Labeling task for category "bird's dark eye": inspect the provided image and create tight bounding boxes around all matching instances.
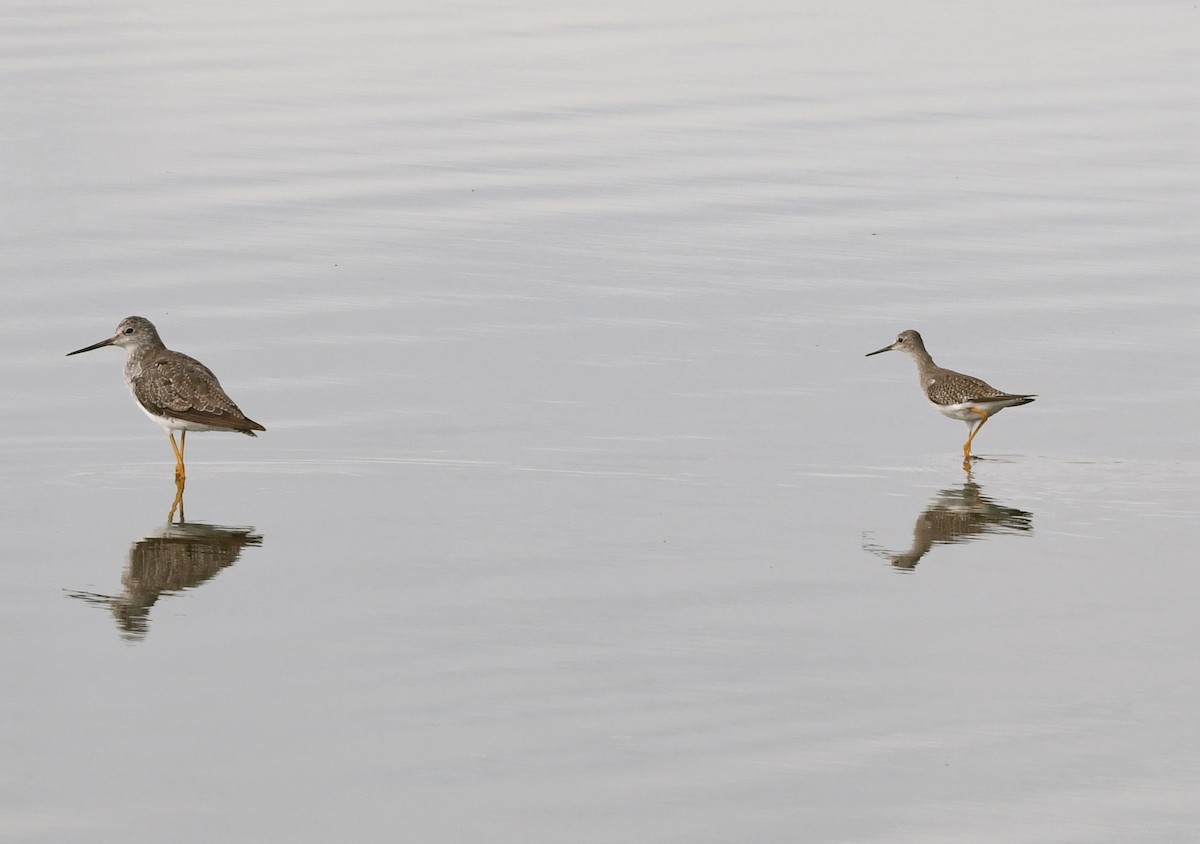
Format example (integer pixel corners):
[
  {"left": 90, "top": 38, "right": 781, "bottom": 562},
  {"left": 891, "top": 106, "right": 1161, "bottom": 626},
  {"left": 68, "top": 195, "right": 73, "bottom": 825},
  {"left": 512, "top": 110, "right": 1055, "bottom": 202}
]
[{"left": 124, "top": 327, "right": 134, "bottom": 334}]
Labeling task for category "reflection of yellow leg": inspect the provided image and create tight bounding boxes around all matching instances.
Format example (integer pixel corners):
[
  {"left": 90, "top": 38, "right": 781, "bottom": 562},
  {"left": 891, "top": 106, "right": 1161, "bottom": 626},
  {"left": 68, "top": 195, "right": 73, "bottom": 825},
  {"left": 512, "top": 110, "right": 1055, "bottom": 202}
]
[
  {"left": 963, "top": 408, "right": 990, "bottom": 458},
  {"left": 169, "top": 431, "right": 187, "bottom": 483},
  {"left": 168, "top": 477, "right": 186, "bottom": 523}
]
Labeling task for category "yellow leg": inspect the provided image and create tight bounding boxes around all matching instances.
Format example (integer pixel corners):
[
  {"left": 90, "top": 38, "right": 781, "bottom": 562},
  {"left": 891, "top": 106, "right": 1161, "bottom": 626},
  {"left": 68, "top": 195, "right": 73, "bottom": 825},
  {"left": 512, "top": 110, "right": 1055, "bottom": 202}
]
[
  {"left": 962, "top": 408, "right": 990, "bottom": 459},
  {"left": 169, "top": 431, "right": 187, "bottom": 483},
  {"left": 168, "top": 477, "right": 186, "bottom": 524}
]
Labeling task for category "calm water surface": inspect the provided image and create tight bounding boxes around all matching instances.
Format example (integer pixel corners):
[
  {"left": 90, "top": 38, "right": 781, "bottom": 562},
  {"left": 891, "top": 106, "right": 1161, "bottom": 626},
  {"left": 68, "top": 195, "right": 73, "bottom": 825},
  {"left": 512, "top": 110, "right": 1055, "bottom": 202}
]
[{"left": 2, "top": 0, "right": 1198, "bottom": 841}]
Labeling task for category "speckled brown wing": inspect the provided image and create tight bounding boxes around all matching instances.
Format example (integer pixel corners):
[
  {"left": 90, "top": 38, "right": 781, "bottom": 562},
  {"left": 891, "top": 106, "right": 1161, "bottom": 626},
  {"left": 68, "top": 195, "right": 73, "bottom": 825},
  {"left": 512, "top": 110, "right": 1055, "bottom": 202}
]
[
  {"left": 130, "top": 350, "right": 265, "bottom": 434},
  {"left": 924, "top": 367, "right": 1012, "bottom": 406}
]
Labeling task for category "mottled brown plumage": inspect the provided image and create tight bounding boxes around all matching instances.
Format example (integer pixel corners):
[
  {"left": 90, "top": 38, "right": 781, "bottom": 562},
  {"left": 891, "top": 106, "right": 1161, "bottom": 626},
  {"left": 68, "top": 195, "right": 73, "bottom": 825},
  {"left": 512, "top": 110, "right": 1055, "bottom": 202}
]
[
  {"left": 125, "top": 335, "right": 264, "bottom": 434},
  {"left": 67, "top": 316, "right": 264, "bottom": 480},
  {"left": 867, "top": 329, "right": 1034, "bottom": 460}
]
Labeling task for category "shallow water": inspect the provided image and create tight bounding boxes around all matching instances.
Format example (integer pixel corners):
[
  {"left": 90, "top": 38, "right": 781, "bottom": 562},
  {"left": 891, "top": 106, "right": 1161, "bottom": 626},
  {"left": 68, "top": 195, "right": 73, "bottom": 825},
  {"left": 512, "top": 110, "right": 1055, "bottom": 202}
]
[{"left": 2, "top": 0, "right": 1199, "bottom": 841}]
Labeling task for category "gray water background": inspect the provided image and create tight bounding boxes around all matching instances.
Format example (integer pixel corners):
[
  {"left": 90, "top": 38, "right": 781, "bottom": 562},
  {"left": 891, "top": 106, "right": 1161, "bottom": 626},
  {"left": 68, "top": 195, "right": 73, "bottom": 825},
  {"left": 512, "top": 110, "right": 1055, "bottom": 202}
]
[{"left": 2, "top": 1, "right": 1198, "bottom": 841}]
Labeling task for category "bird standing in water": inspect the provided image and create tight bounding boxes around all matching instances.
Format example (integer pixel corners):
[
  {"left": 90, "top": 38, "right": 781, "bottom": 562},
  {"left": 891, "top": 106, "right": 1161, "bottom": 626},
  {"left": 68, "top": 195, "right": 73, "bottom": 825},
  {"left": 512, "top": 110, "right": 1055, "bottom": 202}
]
[
  {"left": 67, "top": 316, "right": 265, "bottom": 482},
  {"left": 866, "top": 329, "right": 1034, "bottom": 462}
]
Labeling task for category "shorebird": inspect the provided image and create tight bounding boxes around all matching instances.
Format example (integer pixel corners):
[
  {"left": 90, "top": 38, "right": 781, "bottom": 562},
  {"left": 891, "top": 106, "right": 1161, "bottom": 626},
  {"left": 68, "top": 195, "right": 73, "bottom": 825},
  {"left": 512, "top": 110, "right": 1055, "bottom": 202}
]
[
  {"left": 67, "top": 316, "right": 265, "bottom": 481},
  {"left": 866, "top": 329, "right": 1034, "bottom": 460}
]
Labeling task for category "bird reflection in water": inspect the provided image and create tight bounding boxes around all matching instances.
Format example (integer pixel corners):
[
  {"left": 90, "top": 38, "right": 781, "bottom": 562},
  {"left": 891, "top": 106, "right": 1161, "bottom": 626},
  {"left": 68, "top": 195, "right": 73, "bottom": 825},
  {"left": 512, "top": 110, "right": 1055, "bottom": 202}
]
[
  {"left": 863, "top": 477, "right": 1032, "bottom": 571},
  {"left": 66, "top": 517, "right": 263, "bottom": 640}
]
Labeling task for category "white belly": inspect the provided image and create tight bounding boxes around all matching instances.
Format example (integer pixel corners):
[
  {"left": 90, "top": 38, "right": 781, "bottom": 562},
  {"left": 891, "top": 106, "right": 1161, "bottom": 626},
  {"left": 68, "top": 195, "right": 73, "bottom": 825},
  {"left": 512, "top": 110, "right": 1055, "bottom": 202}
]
[
  {"left": 929, "top": 396, "right": 1030, "bottom": 427},
  {"left": 930, "top": 400, "right": 998, "bottom": 425},
  {"left": 136, "top": 403, "right": 230, "bottom": 434}
]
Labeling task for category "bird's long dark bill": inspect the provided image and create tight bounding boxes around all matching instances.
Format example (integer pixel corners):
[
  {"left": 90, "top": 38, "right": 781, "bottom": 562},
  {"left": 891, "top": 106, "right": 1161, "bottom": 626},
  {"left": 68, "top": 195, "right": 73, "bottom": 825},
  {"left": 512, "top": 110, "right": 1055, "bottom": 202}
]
[
  {"left": 865, "top": 344, "right": 894, "bottom": 357},
  {"left": 66, "top": 337, "right": 116, "bottom": 356}
]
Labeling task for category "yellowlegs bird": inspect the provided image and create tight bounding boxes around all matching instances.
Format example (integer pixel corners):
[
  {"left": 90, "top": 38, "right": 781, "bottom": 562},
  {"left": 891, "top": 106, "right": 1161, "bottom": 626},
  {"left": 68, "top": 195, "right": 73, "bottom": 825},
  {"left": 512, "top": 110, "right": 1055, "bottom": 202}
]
[
  {"left": 67, "top": 316, "right": 265, "bottom": 481},
  {"left": 866, "top": 329, "right": 1034, "bottom": 460}
]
